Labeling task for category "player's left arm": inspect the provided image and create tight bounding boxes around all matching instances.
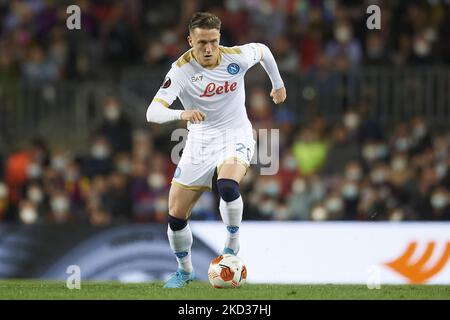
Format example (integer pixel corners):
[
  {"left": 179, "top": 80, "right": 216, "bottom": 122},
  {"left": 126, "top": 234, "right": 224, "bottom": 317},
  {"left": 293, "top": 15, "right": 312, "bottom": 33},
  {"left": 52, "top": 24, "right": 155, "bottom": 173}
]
[
  {"left": 240, "top": 42, "right": 286, "bottom": 104},
  {"left": 257, "top": 43, "right": 286, "bottom": 104}
]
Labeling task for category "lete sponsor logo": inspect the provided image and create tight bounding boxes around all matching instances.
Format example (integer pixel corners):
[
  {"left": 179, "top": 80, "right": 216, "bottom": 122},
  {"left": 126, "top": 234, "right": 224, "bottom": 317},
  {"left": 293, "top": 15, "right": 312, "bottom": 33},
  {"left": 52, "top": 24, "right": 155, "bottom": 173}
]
[
  {"left": 200, "top": 81, "right": 237, "bottom": 97},
  {"left": 384, "top": 241, "right": 450, "bottom": 284}
]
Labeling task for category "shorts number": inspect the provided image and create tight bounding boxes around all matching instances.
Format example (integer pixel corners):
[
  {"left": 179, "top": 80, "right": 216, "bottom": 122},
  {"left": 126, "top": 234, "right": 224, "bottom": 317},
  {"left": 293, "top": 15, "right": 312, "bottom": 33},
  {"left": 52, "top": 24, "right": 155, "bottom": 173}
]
[{"left": 236, "top": 143, "right": 251, "bottom": 162}]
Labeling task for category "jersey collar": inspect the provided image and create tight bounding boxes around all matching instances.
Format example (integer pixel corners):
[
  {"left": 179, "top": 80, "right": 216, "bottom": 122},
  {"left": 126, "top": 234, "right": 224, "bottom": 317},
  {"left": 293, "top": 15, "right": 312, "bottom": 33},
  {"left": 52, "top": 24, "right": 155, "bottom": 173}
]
[{"left": 191, "top": 49, "right": 222, "bottom": 70}]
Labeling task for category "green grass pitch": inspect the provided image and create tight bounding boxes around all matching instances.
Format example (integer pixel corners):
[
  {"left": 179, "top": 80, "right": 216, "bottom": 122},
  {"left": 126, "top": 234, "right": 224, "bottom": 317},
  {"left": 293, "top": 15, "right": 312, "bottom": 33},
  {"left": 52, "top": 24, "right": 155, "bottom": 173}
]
[{"left": 0, "top": 280, "right": 449, "bottom": 299}]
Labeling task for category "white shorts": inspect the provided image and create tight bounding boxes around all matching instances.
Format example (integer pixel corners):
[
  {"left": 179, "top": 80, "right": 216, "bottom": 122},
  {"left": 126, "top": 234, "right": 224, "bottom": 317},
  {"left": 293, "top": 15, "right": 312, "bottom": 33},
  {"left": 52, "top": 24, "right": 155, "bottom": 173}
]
[{"left": 172, "top": 128, "right": 256, "bottom": 191}]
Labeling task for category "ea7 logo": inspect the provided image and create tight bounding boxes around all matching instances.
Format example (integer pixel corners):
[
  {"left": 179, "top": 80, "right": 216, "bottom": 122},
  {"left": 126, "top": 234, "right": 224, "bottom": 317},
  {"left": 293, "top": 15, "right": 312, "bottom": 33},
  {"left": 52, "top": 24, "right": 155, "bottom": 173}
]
[
  {"left": 385, "top": 241, "right": 450, "bottom": 284},
  {"left": 191, "top": 74, "right": 203, "bottom": 82}
]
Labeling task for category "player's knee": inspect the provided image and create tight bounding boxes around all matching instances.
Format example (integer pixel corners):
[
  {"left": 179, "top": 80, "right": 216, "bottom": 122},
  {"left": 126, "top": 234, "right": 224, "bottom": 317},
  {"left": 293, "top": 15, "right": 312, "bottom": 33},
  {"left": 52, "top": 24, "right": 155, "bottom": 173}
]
[
  {"left": 168, "top": 214, "right": 188, "bottom": 231},
  {"left": 217, "top": 178, "right": 240, "bottom": 202},
  {"left": 168, "top": 202, "right": 186, "bottom": 221}
]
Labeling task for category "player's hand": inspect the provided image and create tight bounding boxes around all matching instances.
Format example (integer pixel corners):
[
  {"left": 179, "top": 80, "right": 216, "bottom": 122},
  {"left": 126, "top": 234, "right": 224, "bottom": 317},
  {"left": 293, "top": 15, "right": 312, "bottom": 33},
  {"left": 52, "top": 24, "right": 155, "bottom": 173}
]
[
  {"left": 180, "top": 110, "right": 206, "bottom": 123},
  {"left": 270, "top": 87, "right": 287, "bottom": 104}
]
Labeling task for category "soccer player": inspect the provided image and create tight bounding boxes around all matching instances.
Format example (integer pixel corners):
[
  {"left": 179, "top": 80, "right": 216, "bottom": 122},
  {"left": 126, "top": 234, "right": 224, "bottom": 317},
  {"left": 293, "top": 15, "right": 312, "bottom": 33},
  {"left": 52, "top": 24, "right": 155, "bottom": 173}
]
[{"left": 146, "top": 12, "right": 286, "bottom": 288}]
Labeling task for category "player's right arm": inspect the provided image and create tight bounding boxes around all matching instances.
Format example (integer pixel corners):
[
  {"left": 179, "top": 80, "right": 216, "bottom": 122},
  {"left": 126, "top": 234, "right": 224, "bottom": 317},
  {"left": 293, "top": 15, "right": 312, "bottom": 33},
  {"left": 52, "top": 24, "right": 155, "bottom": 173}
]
[{"left": 146, "top": 66, "right": 206, "bottom": 124}]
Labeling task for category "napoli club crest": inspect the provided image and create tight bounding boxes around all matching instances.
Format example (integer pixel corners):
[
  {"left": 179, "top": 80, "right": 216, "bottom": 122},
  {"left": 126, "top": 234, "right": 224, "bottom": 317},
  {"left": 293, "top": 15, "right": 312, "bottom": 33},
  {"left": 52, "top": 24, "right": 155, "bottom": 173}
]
[{"left": 227, "top": 63, "right": 240, "bottom": 75}]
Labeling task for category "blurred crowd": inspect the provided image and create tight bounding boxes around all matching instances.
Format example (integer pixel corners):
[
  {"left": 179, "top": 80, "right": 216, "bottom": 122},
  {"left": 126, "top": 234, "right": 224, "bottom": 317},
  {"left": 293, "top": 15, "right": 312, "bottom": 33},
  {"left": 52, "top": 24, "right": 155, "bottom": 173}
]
[
  {"left": 0, "top": 96, "right": 449, "bottom": 224},
  {"left": 1, "top": 0, "right": 450, "bottom": 86},
  {"left": 0, "top": 0, "right": 450, "bottom": 225}
]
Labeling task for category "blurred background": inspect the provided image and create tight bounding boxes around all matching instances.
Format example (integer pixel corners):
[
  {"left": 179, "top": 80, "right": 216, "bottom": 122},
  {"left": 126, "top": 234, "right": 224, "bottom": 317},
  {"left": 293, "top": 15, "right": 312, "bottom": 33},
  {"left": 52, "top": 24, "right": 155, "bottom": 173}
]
[{"left": 1, "top": 0, "right": 449, "bottom": 227}]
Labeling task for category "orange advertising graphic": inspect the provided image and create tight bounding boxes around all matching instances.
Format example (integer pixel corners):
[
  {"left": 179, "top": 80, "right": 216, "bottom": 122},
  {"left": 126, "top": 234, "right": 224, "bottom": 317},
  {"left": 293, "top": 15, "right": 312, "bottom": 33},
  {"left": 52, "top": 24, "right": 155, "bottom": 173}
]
[{"left": 385, "top": 241, "right": 450, "bottom": 284}]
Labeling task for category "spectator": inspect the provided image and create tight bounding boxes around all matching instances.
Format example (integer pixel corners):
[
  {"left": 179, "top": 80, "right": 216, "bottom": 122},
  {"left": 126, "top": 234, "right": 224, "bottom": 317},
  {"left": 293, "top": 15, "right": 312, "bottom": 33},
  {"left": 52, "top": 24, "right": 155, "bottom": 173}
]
[
  {"left": 322, "top": 124, "right": 359, "bottom": 176},
  {"left": 102, "top": 171, "right": 132, "bottom": 224},
  {"left": 417, "top": 186, "right": 450, "bottom": 220},
  {"left": 22, "top": 43, "right": 59, "bottom": 83},
  {"left": 4, "top": 139, "right": 48, "bottom": 206},
  {"left": 81, "top": 135, "right": 114, "bottom": 178},
  {"left": 340, "top": 178, "right": 360, "bottom": 220},
  {"left": 0, "top": 182, "right": 10, "bottom": 220},
  {"left": 288, "top": 175, "right": 325, "bottom": 220},
  {"left": 96, "top": 96, "right": 133, "bottom": 155},
  {"left": 1, "top": 1, "right": 450, "bottom": 224},
  {"left": 363, "top": 32, "right": 388, "bottom": 66},
  {"left": 292, "top": 127, "right": 328, "bottom": 176},
  {"left": 325, "top": 19, "right": 362, "bottom": 71},
  {"left": 191, "top": 192, "right": 217, "bottom": 221},
  {"left": 410, "top": 116, "right": 432, "bottom": 155},
  {"left": 47, "top": 191, "right": 73, "bottom": 224}
]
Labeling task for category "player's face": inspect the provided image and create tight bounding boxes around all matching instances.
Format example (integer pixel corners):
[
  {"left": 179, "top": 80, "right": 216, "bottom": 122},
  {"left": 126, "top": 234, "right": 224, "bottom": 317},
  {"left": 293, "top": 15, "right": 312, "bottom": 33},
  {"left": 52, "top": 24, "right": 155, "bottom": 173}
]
[{"left": 188, "top": 28, "right": 220, "bottom": 68}]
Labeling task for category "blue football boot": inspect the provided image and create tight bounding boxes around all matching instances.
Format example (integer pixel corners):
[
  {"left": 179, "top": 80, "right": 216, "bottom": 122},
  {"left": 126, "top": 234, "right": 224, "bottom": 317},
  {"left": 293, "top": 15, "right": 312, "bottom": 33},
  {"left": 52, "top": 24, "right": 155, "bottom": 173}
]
[
  {"left": 163, "top": 268, "right": 195, "bottom": 288},
  {"left": 222, "top": 246, "right": 239, "bottom": 256}
]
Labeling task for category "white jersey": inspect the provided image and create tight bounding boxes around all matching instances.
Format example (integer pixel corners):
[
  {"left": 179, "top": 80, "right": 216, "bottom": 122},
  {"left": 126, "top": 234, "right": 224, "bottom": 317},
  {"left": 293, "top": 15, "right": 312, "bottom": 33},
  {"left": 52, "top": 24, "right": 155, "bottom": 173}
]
[
  {"left": 152, "top": 43, "right": 272, "bottom": 138},
  {"left": 148, "top": 43, "right": 284, "bottom": 189}
]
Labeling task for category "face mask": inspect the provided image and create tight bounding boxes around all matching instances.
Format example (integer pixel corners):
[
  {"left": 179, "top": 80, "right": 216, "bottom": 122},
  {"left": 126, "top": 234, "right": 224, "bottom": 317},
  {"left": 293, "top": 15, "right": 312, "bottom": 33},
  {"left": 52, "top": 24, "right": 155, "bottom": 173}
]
[
  {"left": 390, "top": 210, "right": 404, "bottom": 221},
  {"left": 259, "top": 200, "right": 275, "bottom": 216},
  {"left": 434, "top": 144, "right": 448, "bottom": 162},
  {"left": 225, "top": 0, "right": 240, "bottom": 11},
  {"left": 27, "top": 163, "right": 42, "bottom": 179},
  {"left": 325, "top": 197, "right": 343, "bottom": 213},
  {"left": 118, "top": 161, "right": 131, "bottom": 174},
  {"left": 362, "top": 145, "right": 377, "bottom": 161},
  {"left": 424, "top": 27, "right": 437, "bottom": 42},
  {"left": 263, "top": 181, "right": 281, "bottom": 197},
  {"left": 20, "top": 206, "right": 38, "bottom": 224},
  {"left": 154, "top": 198, "right": 168, "bottom": 212},
  {"left": 292, "top": 179, "right": 306, "bottom": 194},
  {"left": 251, "top": 94, "right": 267, "bottom": 111},
  {"left": 376, "top": 144, "right": 389, "bottom": 159},
  {"left": 343, "top": 113, "right": 359, "bottom": 130},
  {"left": 53, "top": 208, "right": 69, "bottom": 222},
  {"left": 371, "top": 170, "right": 386, "bottom": 184},
  {"left": 64, "top": 170, "right": 79, "bottom": 182},
  {"left": 161, "top": 30, "right": 177, "bottom": 46},
  {"left": 104, "top": 105, "right": 120, "bottom": 121},
  {"left": 335, "top": 26, "right": 351, "bottom": 43},
  {"left": 346, "top": 168, "right": 362, "bottom": 181},
  {"left": 431, "top": 193, "right": 448, "bottom": 209},
  {"left": 148, "top": 173, "right": 166, "bottom": 189},
  {"left": 413, "top": 125, "right": 426, "bottom": 139},
  {"left": 50, "top": 42, "right": 67, "bottom": 63},
  {"left": 276, "top": 205, "right": 290, "bottom": 219},
  {"left": 282, "top": 156, "right": 297, "bottom": 171},
  {"left": 0, "top": 183, "right": 8, "bottom": 199},
  {"left": 342, "top": 183, "right": 358, "bottom": 199},
  {"left": 395, "top": 138, "right": 411, "bottom": 151},
  {"left": 91, "top": 144, "right": 109, "bottom": 159},
  {"left": 311, "top": 206, "right": 328, "bottom": 221},
  {"left": 391, "top": 158, "right": 407, "bottom": 171},
  {"left": 51, "top": 196, "right": 69, "bottom": 213},
  {"left": 28, "top": 187, "right": 43, "bottom": 203},
  {"left": 414, "top": 39, "right": 431, "bottom": 57},
  {"left": 435, "top": 163, "right": 448, "bottom": 180},
  {"left": 149, "top": 42, "right": 164, "bottom": 60},
  {"left": 51, "top": 156, "right": 66, "bottom": 171}
]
